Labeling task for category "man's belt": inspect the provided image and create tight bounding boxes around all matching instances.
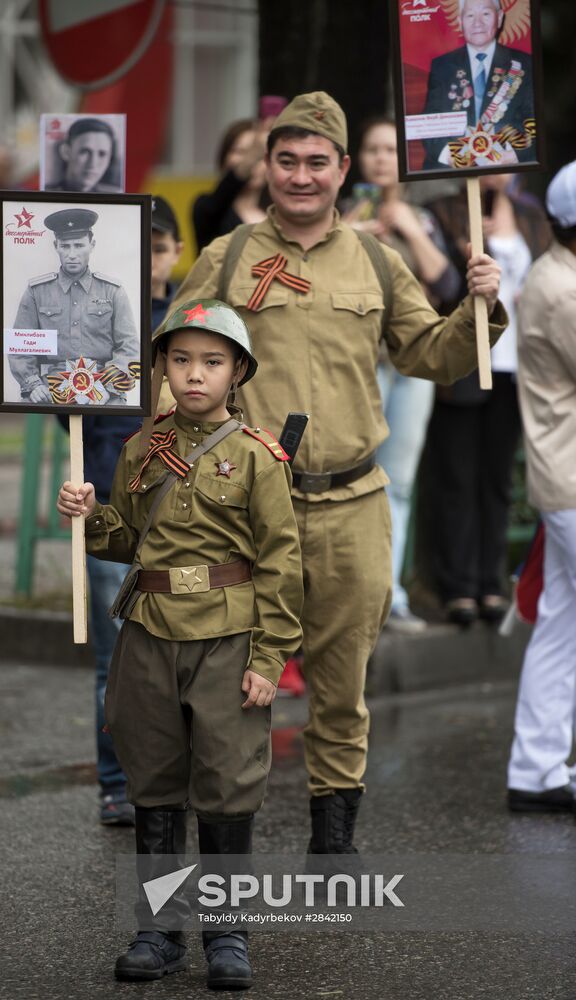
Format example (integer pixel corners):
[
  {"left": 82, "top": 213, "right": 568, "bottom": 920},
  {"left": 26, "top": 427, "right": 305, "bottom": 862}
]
[
  {"left": 136, "top": 559, "right": 251, "bottom": 595},
  {"left": 292, "top": 454, "right": 376, "bottom": 495}
]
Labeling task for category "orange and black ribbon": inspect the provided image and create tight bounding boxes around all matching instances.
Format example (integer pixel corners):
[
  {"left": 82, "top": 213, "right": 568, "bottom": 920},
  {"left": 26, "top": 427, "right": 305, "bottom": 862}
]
[
  {"left": 101, "top": 361, "right": 141, "bottom": 392},
  {"left": 247, "top": 254, "right": 311, "bottom": 311},
  {"left": 128, "top": 429, "right": 190, "bottom": 491}
]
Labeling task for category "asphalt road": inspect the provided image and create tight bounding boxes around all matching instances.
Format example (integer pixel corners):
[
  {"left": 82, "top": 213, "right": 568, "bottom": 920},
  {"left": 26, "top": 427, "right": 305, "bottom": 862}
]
[{"left": 1, "top": 663, "right": 575, "bottom": 1000}]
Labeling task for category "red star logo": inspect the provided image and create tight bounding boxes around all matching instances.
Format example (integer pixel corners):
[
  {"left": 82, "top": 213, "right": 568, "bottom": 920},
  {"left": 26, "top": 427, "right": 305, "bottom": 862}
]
[
  {"left": 15, "top": 207, "right": 34, "bottom": 229},
  {"left": 183, "top": 304, "right": 212, "bottom": 325},
  {"left": 215, "top": 459, "right": 237, "bottom": 478}
]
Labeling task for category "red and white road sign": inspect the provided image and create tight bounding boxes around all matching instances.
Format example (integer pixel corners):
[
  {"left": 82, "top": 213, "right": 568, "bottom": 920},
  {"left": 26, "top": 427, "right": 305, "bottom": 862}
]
[{"left": 39, "top": 0, "right": 166, "bottom": 89}]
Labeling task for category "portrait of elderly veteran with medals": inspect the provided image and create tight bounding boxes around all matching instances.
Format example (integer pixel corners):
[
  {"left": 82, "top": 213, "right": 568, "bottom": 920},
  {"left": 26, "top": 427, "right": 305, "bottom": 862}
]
[
  {"left": 165, "top": 90, "right": 507, "bottom": 866},
  {"left": 422, "top": 0, "right": 535, "bottom": 170},
  {"left": 9, "top": 208, "right": 140, "bottom": 406}
]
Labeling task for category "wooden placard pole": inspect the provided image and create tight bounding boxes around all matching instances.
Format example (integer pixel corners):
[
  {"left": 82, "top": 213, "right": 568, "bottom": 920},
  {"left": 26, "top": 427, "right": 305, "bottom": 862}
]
[
  {"left": 466, "top": 177, "right": 493, "bottom": 391},
  {"left": 69, "top": 415, "right": 87, "bottom": 643}
]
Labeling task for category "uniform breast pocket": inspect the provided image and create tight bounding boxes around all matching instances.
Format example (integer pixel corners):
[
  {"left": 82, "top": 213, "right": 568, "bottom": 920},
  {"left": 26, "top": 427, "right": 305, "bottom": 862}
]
[
  {"left": 84, "top": 301, "right": 113, "bottom": 340},
  {"left": 127, "top": 458, "right": 167, "bottom": 497},
  {"left": 229, "top": 286, "right": 289, "bottom": 313},
  {"left": 37, "top": 305, "right": 63, "bottom": 329},
  {"left": 195, "top": 474, "right": 249, "bottom": 522},
  {"left": 330, "top": 292, "right": 384, "bottom": 320}
]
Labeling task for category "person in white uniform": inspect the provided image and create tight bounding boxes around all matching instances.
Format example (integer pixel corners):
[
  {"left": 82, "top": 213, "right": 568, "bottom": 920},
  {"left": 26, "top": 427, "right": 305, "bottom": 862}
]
[{"left": 508, "top": 160, "right": 576, "bottom": 812}]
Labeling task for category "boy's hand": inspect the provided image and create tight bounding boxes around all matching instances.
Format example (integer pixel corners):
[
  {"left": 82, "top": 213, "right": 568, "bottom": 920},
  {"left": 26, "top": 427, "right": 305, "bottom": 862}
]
[
  {"left": 241, "top": 670, "right": 276, "bottom": 709},
  {"left": 57, "top": 481, "right": 96, "bottom": 519}
]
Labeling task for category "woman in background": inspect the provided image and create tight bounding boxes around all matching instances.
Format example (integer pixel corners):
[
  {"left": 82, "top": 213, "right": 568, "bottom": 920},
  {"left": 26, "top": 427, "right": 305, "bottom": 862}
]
[
  {"left": 343, "top": 117, "right": 460, "bottom": 633},
  {"left": 422, "top": 173, "right": 551, "bottom": 624},
  {"left": 192, "top": 119, "right": 268, "bottom": 252}
]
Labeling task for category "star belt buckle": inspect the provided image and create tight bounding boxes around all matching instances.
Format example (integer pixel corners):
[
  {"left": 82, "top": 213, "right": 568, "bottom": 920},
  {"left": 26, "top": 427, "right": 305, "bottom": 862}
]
[{"left": 169, "top": 564, "right": 210, "bottom": 594}]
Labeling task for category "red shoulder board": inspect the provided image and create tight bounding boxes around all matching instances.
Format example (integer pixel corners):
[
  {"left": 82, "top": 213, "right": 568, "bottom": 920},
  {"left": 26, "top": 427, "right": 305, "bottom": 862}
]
[
  {"left": 123, "top": 409, "right": 174, "bottom": 444},
  {"left": 242, "top": 426, "right": 289, "bottom": 461},
  {"left": 154, "top": 409, "right": 175, "bottom": 424}
]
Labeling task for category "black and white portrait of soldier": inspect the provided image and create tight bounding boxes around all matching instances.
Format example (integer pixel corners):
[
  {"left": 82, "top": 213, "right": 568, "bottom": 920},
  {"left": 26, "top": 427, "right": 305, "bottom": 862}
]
[
  {"left": 7, "top": 208, "right": 140, "bottom": 407},
  {"left": 422, "top": 0, "right": 535, "bottom": 170},
  {"left": 41, "top": 115, "right": 125, "bottom": 194}
]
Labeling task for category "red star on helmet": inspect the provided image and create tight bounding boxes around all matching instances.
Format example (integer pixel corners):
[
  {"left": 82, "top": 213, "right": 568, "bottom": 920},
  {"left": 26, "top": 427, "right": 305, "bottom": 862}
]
[
  {"left": 15, "top": 207, "right": 34, "bottom": 229},
  {"left": 183, "top": 304, "right": 212, "bottom": 325}
]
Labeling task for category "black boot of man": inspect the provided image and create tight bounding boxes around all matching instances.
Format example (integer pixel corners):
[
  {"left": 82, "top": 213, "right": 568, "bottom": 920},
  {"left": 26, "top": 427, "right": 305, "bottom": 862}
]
[
  {"left": 115, "top": 807, "right": 189, "bottom": 981},
  {"left": 305, "top": 789, "right": 365, "bottom": 887},
  {"left": 308, "top": 789, "right": 362, "bottom": 854},
  {"left": 198, "top": 814, "right": 254, "bottom": 991}
]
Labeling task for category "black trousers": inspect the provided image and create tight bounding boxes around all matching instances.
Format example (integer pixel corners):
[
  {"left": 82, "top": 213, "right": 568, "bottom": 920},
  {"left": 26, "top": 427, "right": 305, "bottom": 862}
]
[{"left": 425, "top": 373, "right": 522, "bottom": 601}]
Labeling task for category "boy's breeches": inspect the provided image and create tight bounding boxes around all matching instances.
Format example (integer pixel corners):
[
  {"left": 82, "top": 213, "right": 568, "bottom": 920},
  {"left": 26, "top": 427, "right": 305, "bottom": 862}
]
[
  {"left": 293, "top": 488, "right": 392, "bottom": 795},
  {"left": 105, "top": 623, "right": 271, "bottom": 814}
]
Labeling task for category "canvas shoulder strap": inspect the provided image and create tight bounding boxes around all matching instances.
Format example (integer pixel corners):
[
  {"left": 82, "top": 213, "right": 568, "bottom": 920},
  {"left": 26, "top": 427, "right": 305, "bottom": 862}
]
[
  {"left": 355, "top": 229, "right": 394, "bottom": 340},
  {"left": 217, "top": 223, "right": 255, "bottom": 301}
]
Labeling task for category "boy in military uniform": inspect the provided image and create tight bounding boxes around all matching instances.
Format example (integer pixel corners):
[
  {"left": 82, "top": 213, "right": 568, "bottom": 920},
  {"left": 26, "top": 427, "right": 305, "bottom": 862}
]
[
  {"left": 57, "top": 299, "right": 303, "bottom": 990},
  {"left": 9, "top": 208, "right": 139, "bottom": 405}
]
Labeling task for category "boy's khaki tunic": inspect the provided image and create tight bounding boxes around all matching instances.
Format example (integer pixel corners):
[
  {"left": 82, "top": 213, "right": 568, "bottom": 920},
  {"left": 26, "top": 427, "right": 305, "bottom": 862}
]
[
  {"left": 168, "top": 208, "right": 508, "bottom": 795},
  {"left": 84, "top": 409, "right": 303, "bottom": 811}
]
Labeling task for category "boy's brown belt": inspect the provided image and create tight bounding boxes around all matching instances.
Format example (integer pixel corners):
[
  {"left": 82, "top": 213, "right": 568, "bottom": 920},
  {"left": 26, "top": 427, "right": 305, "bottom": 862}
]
[
  {"left": 291, "top": 453, "right": 376, "bottom": 494},
  {"left": 136, "top": 559, "right": 251, "bottom": 595}
]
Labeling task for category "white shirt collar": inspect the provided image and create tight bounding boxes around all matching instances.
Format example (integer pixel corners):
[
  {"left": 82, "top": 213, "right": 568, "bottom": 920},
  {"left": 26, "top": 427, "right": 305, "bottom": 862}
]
[{"left": 467, "top": 40, "right": 496, "bottom": 78}]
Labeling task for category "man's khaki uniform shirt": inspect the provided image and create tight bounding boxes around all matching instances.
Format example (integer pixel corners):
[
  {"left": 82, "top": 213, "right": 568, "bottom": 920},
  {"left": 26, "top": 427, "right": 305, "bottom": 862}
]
[
  {"left": 9, "top": 267, "right": 139, "bottom": 397},
  {"left": 169, "top": 208, "right": 508, "bottom": 502},
  {"left": 85, "top": 410, "right": 304, "bottom": 685}
]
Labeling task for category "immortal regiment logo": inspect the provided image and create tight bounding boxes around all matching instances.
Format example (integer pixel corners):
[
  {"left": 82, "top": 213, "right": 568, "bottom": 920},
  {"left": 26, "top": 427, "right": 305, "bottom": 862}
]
[
  {"left": 4, "top": 207, "right": 47, "bottom": 246},
  {"left": 401, "top": 0, "right": 441, "bottom": 22},
  {"left": 46, "top": 117, "right": 66, "bottom": 141}
]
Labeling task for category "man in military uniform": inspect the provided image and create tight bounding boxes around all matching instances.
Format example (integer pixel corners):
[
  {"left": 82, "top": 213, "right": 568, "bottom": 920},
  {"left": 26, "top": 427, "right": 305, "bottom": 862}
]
[
  {"left": 9, "top": 208, "right": 139, "bottom": 406},
  {"left": 46, "top": 117, "right": 120, "bottom": 193},
  {"left": 166, "top": 91, "right": 507, "bottom": 858}
]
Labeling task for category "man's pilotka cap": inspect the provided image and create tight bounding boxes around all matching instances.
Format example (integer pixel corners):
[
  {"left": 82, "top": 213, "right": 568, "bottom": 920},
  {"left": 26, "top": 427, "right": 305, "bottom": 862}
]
[
  {"left": 44, "top": 208, "right": 98, "bottom": 238},
  {"left": 270, "top": 91, "right": 348, "bottom": 153},
  {"left": 546, "top": 161, "right": 576, "bottom": 229},
  {"left": 152, "top": 195, "right": 181, "bottom": 241}
]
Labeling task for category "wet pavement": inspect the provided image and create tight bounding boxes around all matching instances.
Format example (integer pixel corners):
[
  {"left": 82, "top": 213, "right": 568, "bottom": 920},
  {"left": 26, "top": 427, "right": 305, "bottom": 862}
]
[{"left": 1, "top": 661, "right": 576, "bottom": 1000}]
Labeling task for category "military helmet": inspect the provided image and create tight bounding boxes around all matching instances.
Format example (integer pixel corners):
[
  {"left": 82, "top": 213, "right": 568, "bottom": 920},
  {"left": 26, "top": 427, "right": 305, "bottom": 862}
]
[{"left": 153, "top": 298, "right": 257, "bottom": 385}]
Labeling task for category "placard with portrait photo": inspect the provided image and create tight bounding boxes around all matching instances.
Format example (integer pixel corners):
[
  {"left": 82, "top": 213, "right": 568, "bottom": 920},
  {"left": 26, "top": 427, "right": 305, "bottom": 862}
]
[
  {"left": 390, "top": 0, "right": 544, "bottom": 179},
  {"left": 1, "top": 192, "right": 151, "bottom": 415},
  {"left": 39, "top": 113, "right": 127, "bottom": 194}
]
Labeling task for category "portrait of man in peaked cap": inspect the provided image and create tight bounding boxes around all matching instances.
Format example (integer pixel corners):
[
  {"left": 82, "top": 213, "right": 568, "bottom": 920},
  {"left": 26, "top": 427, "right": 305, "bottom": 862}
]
[{"left": 2, "top": 198, "right": 146, "bottom": 412}]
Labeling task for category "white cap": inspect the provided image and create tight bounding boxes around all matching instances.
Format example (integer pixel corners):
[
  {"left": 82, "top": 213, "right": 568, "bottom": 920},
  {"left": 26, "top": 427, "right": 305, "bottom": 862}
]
[{"left": 546, "top": 161, "right": 576, "bottom": 228}]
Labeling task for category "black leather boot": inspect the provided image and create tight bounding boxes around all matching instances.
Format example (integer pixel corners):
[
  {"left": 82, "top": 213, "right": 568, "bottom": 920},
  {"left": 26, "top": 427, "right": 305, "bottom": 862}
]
[
  {"left": 308, "top": 789, "right": 362, "bottom": 854},
  {"left": 198, "top": 814, "right": 254, "bottom": 991},
  {"left": 305, "top": 789, "right": 365, "bottom": 885},
  {"left": 115, "top": 807, "right": 189, "bottom": 981}
]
